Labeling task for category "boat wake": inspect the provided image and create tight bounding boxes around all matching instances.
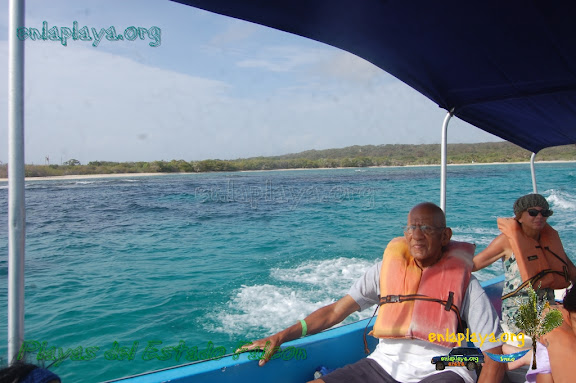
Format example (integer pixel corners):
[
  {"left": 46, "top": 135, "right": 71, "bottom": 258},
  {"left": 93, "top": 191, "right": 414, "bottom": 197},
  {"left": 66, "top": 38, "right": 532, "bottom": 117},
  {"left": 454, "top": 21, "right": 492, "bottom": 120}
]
[{"left": 205, "top": 257, "right": 377, "bottom": 338}]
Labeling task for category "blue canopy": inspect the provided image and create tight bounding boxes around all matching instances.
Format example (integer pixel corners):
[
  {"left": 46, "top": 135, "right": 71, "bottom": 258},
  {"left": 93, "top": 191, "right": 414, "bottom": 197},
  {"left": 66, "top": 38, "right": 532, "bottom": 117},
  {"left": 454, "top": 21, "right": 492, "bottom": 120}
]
[{"left": 172, "top": 0, "right": 576, "bottom": 153}]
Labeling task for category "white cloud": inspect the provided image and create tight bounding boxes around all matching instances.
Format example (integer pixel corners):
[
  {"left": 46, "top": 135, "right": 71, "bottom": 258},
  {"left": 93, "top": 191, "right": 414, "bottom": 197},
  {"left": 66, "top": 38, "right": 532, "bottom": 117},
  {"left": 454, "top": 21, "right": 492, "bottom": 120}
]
[
  {"left": 0, "top": 41, "right": 233, "bottom": 163},
  {"left": 236, "top": 45, "right": 328, "bottom": 73},
  {"left": 316, "top": 50, "right": 386, "bottom": 85},
  {"left": 209, "top": 19, "right": 260, "bottom": 47}
]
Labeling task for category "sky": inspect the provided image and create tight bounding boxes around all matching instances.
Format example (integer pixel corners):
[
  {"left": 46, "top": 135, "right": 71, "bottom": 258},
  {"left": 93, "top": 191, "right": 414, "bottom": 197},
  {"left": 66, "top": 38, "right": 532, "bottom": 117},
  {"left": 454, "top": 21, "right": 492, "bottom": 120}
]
[{"left": 0, "top": 0, "right": 501, "bottom": 165}]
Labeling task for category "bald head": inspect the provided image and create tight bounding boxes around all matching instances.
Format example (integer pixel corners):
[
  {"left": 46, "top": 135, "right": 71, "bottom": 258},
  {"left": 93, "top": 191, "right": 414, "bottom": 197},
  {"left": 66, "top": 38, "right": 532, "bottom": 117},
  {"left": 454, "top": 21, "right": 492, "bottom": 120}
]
[
  {"left": 409, "top": 202, "right": 446, "bottom": 228},
  {"left": 405, "top": 202, "right": 451, "bottom": 268}
]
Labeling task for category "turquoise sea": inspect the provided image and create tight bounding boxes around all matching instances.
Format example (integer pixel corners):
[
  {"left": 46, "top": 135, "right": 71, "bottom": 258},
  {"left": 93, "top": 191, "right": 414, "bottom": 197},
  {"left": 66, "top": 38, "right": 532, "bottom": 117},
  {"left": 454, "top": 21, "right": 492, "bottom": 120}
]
[{"left": 1, "top": 163, "right": 575, "bottom": 382}]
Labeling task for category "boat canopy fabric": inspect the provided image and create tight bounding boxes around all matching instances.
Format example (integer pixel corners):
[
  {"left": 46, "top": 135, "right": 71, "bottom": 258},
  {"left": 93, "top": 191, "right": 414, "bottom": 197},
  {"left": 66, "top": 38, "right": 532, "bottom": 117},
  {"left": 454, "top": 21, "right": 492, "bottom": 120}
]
[{"left": 173, "top": 0, "right": 576, "bottom": 153}]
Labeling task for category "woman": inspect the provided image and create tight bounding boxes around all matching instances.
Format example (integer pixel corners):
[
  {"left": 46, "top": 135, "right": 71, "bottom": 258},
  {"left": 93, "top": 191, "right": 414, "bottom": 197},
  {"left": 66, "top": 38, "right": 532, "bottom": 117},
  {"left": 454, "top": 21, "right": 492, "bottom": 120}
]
[
  {"left": 473, "top": 194, "right": 576, "bottom": 338},
  {"left": 510, "top": 287, "right": 576, "bottom": 383},
  {"left": 536, "top": 286, "right": 576, "bottom": 383}
]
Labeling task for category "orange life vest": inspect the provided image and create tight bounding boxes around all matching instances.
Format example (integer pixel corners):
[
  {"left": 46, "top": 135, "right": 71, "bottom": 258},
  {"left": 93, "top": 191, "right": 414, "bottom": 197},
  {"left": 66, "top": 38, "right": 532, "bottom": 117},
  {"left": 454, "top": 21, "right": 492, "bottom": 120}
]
[
  {"left": 498, "top": 218, "right": 570, "bottom": 299},
  {"left": 370, "top": 237, "right": 474, "bottom": 348}
]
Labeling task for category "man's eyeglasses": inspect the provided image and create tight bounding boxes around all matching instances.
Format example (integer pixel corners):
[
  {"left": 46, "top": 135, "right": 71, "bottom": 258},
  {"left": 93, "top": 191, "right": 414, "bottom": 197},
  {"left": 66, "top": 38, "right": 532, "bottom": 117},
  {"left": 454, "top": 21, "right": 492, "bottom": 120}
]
[
  {"left": 527, "top": 209, "right": 553, "bottom": 217},
  {"left": 403, "top": 225, "right": 445, "bottom": 235}
]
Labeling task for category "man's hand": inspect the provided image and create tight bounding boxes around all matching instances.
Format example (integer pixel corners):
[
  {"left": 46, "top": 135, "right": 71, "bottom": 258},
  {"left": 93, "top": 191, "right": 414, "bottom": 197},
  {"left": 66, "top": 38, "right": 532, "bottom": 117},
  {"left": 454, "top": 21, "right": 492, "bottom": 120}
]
[
  {"left": 234, "top": 295, "right": 360, "bottom": 367},
  {"left": 234, "top": 335, "right": 283, "bottom": 366}
]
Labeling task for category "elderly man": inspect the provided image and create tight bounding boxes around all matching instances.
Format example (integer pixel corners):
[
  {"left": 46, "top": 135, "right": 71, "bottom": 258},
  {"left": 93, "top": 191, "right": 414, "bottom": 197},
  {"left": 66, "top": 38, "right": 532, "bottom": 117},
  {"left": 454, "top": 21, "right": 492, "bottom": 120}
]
[{"left": 242, "top": 202, "right": 505, "bottom": 383}]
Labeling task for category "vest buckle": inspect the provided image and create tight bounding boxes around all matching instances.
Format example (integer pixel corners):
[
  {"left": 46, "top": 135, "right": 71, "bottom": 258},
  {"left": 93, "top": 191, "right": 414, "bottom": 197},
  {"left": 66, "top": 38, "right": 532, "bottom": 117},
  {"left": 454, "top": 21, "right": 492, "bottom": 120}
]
[{"left": 384, "top": 295, "right": 400, "bottom": 303}]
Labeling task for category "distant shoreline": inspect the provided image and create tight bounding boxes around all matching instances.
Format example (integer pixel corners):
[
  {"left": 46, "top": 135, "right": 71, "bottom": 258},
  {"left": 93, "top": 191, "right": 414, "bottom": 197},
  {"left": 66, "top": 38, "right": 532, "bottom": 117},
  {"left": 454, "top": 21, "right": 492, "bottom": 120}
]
[{"left": 1, "top": 160, "right": 574, "bottom": 182}]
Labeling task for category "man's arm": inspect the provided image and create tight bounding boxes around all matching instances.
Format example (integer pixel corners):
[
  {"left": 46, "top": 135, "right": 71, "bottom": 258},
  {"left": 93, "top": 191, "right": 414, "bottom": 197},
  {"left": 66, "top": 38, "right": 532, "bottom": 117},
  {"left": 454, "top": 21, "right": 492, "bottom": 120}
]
[
  {"left": 478, "top": 346, "right": 506, "bottom": 383},
  {"left": 239, "top": 294, "right": 361, "bottom": 366},
  {"left": 462, "top": 277, "right": 506, "bottom": 381}
]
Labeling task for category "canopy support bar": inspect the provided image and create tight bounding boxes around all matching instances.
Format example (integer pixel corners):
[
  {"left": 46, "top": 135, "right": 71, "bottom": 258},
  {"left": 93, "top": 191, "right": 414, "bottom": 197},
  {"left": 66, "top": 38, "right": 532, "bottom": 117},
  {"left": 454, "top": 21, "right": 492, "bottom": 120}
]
[
  {"left": 8, "top": 0, "right": 26, "bottom": 364},
  {"left": 530, "top": 153, "right": 538, "bottom": 194},
  {"left": 440, "top": 109, "right": 454, "bottom": 213}
]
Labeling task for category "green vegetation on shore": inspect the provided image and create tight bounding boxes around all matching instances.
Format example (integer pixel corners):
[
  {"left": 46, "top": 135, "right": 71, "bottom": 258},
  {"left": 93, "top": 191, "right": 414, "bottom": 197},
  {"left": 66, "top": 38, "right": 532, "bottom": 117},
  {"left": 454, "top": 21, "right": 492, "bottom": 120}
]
[{"left": 1, "top": 142, "right": 575, "bottom": 178}]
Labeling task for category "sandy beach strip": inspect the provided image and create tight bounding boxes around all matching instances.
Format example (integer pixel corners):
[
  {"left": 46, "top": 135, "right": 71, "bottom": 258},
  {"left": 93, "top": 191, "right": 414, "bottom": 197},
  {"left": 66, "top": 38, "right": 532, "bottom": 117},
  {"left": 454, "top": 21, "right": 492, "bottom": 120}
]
[{"left": 0, "top": 160, "right": 574, "bottom": 183}]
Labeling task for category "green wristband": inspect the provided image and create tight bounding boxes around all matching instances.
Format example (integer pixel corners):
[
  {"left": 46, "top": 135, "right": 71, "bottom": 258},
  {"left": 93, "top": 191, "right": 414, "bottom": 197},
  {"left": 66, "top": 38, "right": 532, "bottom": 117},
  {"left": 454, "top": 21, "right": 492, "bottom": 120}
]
[{"left": 300, "top": 319, "right": 307, "bottom": 337}]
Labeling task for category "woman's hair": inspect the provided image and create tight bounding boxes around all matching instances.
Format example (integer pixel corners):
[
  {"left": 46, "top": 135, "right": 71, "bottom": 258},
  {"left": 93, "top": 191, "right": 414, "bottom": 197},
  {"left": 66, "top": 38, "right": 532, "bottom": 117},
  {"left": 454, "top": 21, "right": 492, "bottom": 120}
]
[
  {"left": 513, "top": 193, "right": 550, "bottom": 220},
  {"left": 0, "top": 361, "right": 60, "bottom": 383},
  {"left": 0, "top": 362, "right": 39, "bottom": 383},
  {"left": 563, "top": 287, "right": 576, "bottom": 313}
]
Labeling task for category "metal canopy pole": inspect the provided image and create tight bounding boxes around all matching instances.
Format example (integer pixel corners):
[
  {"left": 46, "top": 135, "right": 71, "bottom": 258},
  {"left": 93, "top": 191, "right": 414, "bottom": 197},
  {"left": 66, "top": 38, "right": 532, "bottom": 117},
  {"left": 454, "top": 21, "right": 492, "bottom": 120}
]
[
  {"left": 530, "top": 153, "right": 538, "bottom": 194},
  {"left": 8, "top": 0, "right": 26, "bottom": 364},
  {"left": 440, "top": 109, "right": 454, "bottom": 213}
]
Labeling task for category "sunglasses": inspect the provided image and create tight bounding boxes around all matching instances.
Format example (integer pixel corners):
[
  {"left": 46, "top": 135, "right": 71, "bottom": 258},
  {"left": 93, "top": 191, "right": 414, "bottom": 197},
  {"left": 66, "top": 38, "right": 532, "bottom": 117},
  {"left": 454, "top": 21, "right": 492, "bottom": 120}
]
[{"left": 527, "top": 209, "right": 553, "bottom": 217}]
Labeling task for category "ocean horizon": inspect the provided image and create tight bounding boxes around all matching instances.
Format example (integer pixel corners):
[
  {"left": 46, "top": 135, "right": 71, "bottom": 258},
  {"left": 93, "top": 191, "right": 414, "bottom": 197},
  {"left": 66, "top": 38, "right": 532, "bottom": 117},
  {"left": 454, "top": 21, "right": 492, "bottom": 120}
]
[{"left": 1, "top": 162, "right": 575, "bottom": 382}]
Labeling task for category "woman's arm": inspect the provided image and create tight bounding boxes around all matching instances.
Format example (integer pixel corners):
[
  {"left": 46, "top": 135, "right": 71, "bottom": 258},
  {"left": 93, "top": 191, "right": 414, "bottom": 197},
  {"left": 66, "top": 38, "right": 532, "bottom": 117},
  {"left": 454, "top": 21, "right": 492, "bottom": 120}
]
[
  {"left": 539, "top": 311, "right": 576, "bottom": 383},
  {"left": 472, "top": 234, "right": 511, "bottom": 271},
  {"left": 564, "top": 256, "right": 576, "bottom": 284}
]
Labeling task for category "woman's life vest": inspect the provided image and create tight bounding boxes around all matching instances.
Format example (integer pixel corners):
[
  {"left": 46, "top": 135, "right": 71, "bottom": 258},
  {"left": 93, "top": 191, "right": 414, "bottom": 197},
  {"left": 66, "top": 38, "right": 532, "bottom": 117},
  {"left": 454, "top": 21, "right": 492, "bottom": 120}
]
[
  {"left": 498, "top": 218, "right": 571, "bottom": 300},
  {"left": 370, "top": 237, "right": 474, "bottom": 348}
]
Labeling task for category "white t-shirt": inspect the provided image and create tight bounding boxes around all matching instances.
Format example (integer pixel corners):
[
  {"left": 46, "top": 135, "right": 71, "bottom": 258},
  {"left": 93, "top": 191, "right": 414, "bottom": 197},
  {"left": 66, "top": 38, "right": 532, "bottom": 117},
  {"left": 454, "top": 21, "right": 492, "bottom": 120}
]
[{"left": 348, "top": 261, "right": 503, "bottom": 383}]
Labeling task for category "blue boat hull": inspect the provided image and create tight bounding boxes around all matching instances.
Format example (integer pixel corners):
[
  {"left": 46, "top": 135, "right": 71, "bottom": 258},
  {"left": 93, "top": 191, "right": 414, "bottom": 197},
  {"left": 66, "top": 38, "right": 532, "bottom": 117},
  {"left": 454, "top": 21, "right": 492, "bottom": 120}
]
[{"left": 107, "top": 275, "right": 505, "bottom": 382}]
